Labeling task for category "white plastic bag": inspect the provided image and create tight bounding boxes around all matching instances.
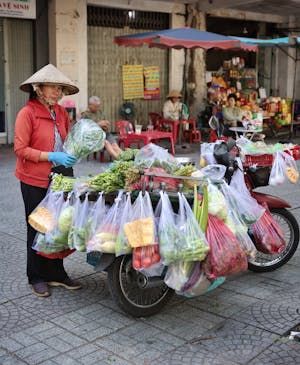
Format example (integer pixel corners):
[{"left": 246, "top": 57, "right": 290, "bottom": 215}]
[
  {"left": 269, "top": 152, "right": 286, "bottom": 186},
  {"left": 68, "top": 194, "right": 95, "bottom": 252}
]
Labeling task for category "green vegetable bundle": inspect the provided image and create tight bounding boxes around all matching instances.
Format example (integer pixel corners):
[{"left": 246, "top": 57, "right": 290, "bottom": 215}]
[
  {"left": 51, "top": 174, "right": 75, "bottom": 192},
  {"left": 63, "top": 119, "right": 106, "bottom": 160}
]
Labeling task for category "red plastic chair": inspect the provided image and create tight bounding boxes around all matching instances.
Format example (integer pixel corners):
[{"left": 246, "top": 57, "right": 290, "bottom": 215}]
[
  {"left": 115, "top": 120, "right": 143, "bottom": 149},
  {"left": 148, "top": 112, "right": 163, "bottom": 130},
  {"left": 182, "top": 118, "right": 201, "bottom": 143}
]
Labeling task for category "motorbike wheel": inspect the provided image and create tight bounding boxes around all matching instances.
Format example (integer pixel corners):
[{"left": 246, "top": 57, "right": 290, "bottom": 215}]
[
  {"left": 107, "top": 255, "right": 174, "bottom": 317},
  {"left": 248, "top": 208, "right": 299, "bottom": 272}
]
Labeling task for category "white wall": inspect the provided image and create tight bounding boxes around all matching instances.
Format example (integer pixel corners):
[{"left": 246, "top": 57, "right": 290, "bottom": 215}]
[{"left": 48, "top": 0, "right": 88, "bottom": 112}]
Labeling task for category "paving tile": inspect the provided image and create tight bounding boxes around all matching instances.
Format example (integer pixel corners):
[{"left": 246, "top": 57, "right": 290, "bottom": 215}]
[
  {"left": 155, "top": 343, "right": 239, "bottom": 365},
  {"left": 50, "top": 303, "right": 135, "bottom": 341},
  {"left": 235, "top": 297, "right": 300, "bottom": 335},
  {"left": 96, "top": 322, "right": 184, "bottom": 364},
  {"left": 191, "top": 319, "right": 279, "bottom": 365},
  {"left": 0, "top": 301, "right": 45, "bottom": 337},
  {"left": 248, "top": 337, "right": 300, "bottom": 365},
  {"left": 186, "top": 287, "right": 260, "bottom": 318},
  {"left": 0, "top": 351, "right": 28, "bottom": 365},
  {"left": 142, "top": 302, "right": 225, "bottom": 340},
  {"left": 17, "top": 273, "right": 109, "bottom": 319}
]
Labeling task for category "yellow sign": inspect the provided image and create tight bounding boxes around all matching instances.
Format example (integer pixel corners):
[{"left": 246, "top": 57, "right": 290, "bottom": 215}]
[
  {"left": 122, "top": 65, "right": 144, "bottom": 100},
  {"left": 144, "top": 66, "right": 160, "bottom": 100}
]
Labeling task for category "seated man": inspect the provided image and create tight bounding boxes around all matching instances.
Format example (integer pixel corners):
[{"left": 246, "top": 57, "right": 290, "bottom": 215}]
[{"left": 81, "top": 95, "right": 122, "bottom": 159}]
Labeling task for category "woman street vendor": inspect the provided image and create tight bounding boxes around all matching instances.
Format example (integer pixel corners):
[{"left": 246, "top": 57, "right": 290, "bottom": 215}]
[
  {"left": 222, "top": 93, "right": 244, "bottom": 136},
  {"left": 14, "top": 64, "right": 82, "bottom": 298}
]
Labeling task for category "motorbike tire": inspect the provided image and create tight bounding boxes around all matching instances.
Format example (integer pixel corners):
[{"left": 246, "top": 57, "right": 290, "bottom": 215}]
[
  {"left": 107, "top": 255, "right": 174, "bottom": 317},
  {"left": 248, "top": 208, "right": 299, "bottom": 272}
]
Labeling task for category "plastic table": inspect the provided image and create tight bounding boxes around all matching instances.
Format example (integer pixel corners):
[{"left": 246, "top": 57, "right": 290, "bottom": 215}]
[{"left": 119, "top": 130, "right": 175, "bottom": 155}]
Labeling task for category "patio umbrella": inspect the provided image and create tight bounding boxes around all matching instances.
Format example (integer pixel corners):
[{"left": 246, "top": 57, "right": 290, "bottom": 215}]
[
  {"left": 115, "top": 27, "right": 257, "bottom": 149},
  {"left": 114, "top": 27, "right": 257, "bottom": 51}
]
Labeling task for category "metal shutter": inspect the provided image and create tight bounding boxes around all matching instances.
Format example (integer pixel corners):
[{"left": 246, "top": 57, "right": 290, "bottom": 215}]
[
  {"left": 5, "top": 19, "right": 33, "bottom": 144},
  {"left": 88, "top": 25, "right": 168, "bottom": 129}
]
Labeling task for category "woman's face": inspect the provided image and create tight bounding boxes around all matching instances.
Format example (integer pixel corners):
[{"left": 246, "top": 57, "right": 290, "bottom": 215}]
[
  {"left": 171, "top": 97, "right": 180, "bottom": 103},
  {"left": 228, "top": 97, "right": 236, "bottom": 108},
  {"left": 40, "top": 84, "right": 63, "bottom": 104}
]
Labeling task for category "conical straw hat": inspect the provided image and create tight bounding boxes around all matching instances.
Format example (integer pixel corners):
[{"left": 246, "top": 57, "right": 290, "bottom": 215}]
[
  {"left": 167, "top": 89, "right": 182, "bottom": 98},
  {"left": 20, "top": 64, "right": 79, "bottom": 95}
]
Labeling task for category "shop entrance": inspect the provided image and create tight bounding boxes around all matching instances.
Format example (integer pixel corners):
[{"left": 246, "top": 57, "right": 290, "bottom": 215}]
[{"left": 0, "top": 18, "right": 33, "bottom": 144}]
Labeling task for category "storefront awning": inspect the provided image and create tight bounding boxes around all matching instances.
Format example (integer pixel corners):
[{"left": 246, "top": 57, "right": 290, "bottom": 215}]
[
  {"left": 231, "top": 36, "right": 300, "bottom": 47},
  {"left": 115, "top": 27, "right": 257, "bottom": 51}
]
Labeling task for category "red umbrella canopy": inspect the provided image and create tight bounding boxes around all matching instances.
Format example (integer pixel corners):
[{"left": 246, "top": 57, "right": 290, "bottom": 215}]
[{"left": 114, "top": 27, "right": 257, "bottom": 51}]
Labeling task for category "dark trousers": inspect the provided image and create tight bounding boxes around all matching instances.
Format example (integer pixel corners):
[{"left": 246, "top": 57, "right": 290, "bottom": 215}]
[{"left": 20, "top": 182, "right": 68, "bottom": 284}]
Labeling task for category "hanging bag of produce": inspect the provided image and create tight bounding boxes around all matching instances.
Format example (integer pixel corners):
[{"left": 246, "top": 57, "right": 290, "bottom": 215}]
[
  {"left": 220, "top": 183, "right": 257, "bottom": 258},
  {"left": 63, "top": 118, "right": 106, "bottom": 161},
  {"left": 269, "top": 151, "right": 286, "bottom": 186},
  {"left": 164, "top": 261, "right": 195, "bottom": 291},
  {"left": 204, "top": 214, "right": 248, "bottom": 279},
  {"left": 282, "top": 151, "right": 299, "bottom": 184},
  {"left": 229, "top": 159, "right": 265, "bottom": 224},
  {"left": 68, "top": 194, "right": 95, "bottom": 252},
  {"left": 88, "top": 192, "right": 106, "bottom": 241},
  {"left": 157, "top": 191, "right": 182, "bottom": 264},
  {"left": 177, "top": 192, "right": 209, "bottom": 261},
  {"left": 28, "top": 190, "right": 65, "bottom": 234},
  {"left": 115, "top": 193, "right": 133, "bottom": 256},
  {"left": 134, "top": 143, "right": 179, "bottom": 173},
  {"left": 32, "top": 192, "right": 75, "bottom": 259},
  {"left": 250, "top": 203, "right": 286, "bottom": 254},
  {"left": 87, "top": 191, "right": 124, "bottom": 253},
  {"left": 123, "top": 191, "right": 156, "bottom": 248}
]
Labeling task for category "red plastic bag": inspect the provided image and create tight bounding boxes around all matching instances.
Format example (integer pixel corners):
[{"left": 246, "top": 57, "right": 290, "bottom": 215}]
[
  {"left": 250, "top": 204, "right": 286, "bottom": 254},
  {"left": 204, "top": 214, "right": 248, "bottom": 279},
  {"left": 132, "top": 244, "right": 161, "bottom": 270}
]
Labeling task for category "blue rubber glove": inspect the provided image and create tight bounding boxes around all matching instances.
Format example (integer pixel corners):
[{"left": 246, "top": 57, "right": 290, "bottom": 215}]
[{"left": 48, "top": 152, "right": 77, "bottom": 167}]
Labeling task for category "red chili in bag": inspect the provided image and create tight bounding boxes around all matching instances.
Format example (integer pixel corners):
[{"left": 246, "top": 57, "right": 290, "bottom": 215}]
[
  {"left": 250, "top": 204, "right": 286, "bottom": 254},
  {"left": 204, "top": 214, "right": 248, "bottom": 279}
]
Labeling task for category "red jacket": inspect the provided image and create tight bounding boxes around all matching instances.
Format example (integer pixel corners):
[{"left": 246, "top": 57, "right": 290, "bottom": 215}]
[{"left": 14, "top": 99, "right": 70, "bottom": 188}]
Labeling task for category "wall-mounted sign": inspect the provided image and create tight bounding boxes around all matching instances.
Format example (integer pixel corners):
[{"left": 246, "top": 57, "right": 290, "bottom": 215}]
[
  {"left": 144, "top": 66, "right": 160, "bottom": 100},
  {"left": 122, "top": 64, "right": 144, "bottom": 100},
  {"left": 0, "top": 0, "right": 36, "bottom": 19}
]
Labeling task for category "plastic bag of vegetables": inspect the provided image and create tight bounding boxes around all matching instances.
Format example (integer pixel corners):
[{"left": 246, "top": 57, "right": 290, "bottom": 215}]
[
  {"left": 204, "top": 214, "right": 248, "bottom": 279},
  {"left": 87, "top": 192, "right": 106, "bottom": 241},
  {"left": 176, "top": 192, "right": 209, "bottom": 262},
  {"left": 115, "top": 193, "right": 133, "bottom": 256},
  {"left": 164, "top": 261, "right": 194, "bottom": 291},
  {"left": 134, "top": 143, "right": 179, "bottom": 173},
  {"left": 33, "top": 233, "right": 74, "bottom": 259},
  {"left": 68, "top": 194, "right": 95, "bottom": 252},
  {"left": 268, "top": 151, "right": 286, "bottom": 186},
  {"left": 87, "top": 191, "right": 125, "bottom": 253},
  {"left": 250, "top": 203, "right": 286, "bottom": 254},
  {"left": 32, "top": 193, "right": 75, "bottom": 258},
  {"left": 63, "top": 118, "right": 106, "bottom": 161},
  {"left": 220, "top": 183, "right": 257, "bottom": 257},
  {"left": 29, "top": 190, "right": 65, "bottom": 234}
]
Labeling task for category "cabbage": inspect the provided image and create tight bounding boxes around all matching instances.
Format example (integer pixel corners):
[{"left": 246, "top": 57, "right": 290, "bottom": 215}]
[
  {"left": 58, "top": 206, "right": 74, "bottom": 233},
  {"left": 208, "top": 183, "right": 228, "bottom": 220}
]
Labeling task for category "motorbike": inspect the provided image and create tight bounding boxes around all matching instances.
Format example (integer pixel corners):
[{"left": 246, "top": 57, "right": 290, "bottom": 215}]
[{"left": 87, "top": 142, "right": 299, "bottom": 317}]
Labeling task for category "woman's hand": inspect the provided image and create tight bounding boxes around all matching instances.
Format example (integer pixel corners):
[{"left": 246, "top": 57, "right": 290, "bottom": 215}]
[
  {"left": 98, "top": 120, "right": 110, "bottom": 132},
  {"left": 48, "top": 152, "right": 77, "bottom": 167}
]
